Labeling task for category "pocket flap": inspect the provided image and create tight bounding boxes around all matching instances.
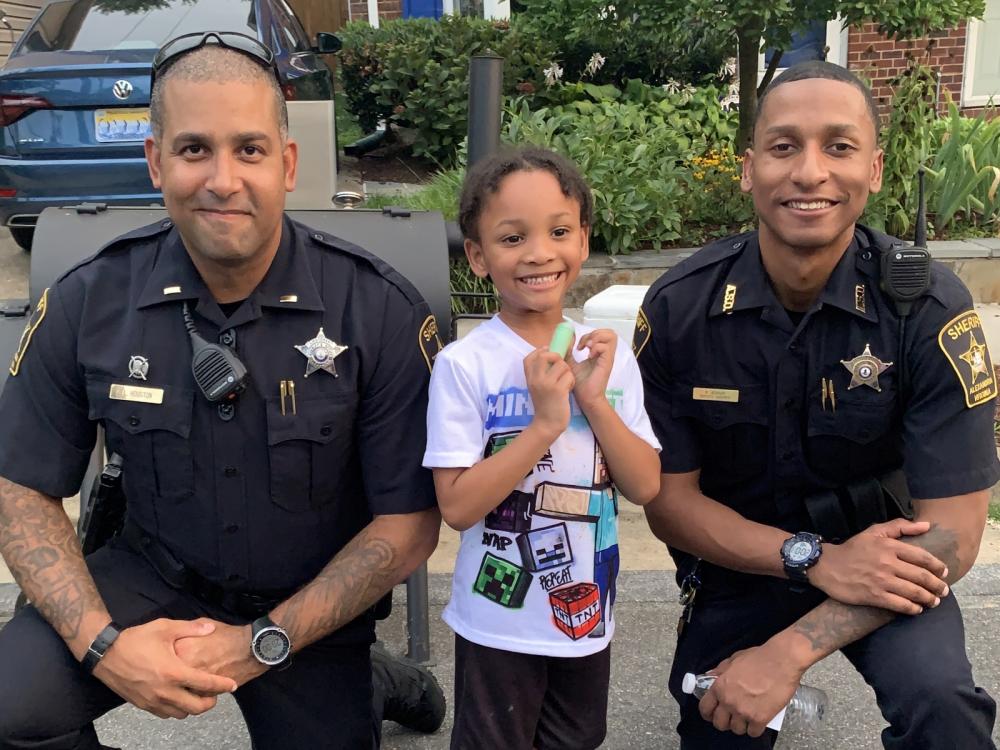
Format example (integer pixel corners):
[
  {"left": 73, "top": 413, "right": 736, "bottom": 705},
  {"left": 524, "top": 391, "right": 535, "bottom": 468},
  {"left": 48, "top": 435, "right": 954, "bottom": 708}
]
[
  {"left": 266, "top": 395, "right": 358, "bottom": 446},
  {"left": 87, "top": 378, "right": 193, "bottom": 438}
]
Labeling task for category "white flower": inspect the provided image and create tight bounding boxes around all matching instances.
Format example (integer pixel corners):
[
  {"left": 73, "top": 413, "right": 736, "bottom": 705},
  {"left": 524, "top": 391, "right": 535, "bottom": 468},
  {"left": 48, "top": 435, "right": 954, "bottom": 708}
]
[
  {"left": 662, "top": 78, "right": 682, "bottom": 94},
  {"left": 720, "top": 82, "right": 740, "bottom": 111},
  {"left": 583, "top": 53, "right": 606, "bottom": 78},
  {"left": 597, "top": 3, "right": 616, "bottom": 20},
  {"left": 543, "top": 62, "right": 564, "bottom": 88},
  {"left": 719, "top": 57, "right": 737, "bottom": 78}
]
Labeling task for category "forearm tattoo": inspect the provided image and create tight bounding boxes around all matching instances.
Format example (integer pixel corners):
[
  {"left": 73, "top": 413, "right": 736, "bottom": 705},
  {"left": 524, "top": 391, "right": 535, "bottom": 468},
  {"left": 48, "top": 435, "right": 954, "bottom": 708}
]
[
  {"left": 792, "top": 523, "right": 961, "bottom": 655},
  {"left": 272, "top": 527, "right": 399, "bottom": 649},
  {"left": 0, "top": 478, "right": 106, "bottom": 641}
]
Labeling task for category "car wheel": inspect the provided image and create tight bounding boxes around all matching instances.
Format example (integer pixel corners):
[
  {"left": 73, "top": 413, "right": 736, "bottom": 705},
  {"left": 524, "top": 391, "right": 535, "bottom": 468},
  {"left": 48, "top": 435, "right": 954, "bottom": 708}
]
[{"left": 10, "top": 227, "right": 33, "bottom": 252}]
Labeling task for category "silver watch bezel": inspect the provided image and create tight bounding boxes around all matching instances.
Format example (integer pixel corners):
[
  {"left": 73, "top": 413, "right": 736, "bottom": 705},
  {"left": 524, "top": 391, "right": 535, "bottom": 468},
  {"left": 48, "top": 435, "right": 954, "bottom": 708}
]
[{"left": 251, "top": 624, "right": 291, "bottom": 666}]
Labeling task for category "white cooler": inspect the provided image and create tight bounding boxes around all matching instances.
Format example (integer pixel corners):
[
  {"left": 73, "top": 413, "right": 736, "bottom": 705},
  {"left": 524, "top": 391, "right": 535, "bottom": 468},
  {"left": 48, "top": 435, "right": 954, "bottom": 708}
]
[{"left": 582, "top": 285, "right": 650, "bottom": 342}]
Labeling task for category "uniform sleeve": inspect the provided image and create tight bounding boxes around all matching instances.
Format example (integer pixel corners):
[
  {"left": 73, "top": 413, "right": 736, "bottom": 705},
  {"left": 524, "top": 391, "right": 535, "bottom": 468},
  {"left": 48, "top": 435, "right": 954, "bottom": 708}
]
[
  {"left": 614, "top": 338, "right": 660, "bottom": 452},
  {"left": 357, "top": 285, "right": 438, "bottom": 516},
  {"left": 901, "top": 288, "right": 1000, "bottom": 500},
  {"left": 422, "top": 345, "right": 486, "bottom": 469},
  {"left": 633, "top": 287, "right": 701, "bottom": 473},
  {"left": 0, "top": 281, "right": 96, "bottom": 497}
]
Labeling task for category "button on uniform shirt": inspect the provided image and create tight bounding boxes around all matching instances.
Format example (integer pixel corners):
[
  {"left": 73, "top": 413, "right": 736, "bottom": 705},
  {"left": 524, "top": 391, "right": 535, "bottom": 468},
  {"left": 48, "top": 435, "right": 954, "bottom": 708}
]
[
  {"left": 0, "top": 217, "right": 439, "bottom": 642},
  {"left": 634, "top": 227, "right": 1000, "bottom": 586}
]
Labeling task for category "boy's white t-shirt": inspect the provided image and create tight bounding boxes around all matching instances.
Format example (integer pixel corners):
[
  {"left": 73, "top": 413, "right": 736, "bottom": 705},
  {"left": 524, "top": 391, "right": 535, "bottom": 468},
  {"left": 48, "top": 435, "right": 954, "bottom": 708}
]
[{"left": 423, "top": 316, "right": 660, "bottom": 657}]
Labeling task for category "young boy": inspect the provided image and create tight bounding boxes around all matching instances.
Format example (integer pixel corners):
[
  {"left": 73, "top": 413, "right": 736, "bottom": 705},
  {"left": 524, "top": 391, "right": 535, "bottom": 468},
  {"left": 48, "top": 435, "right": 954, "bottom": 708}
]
[{"left": 423, "top": 146, "right": 662, "bottom": 749}]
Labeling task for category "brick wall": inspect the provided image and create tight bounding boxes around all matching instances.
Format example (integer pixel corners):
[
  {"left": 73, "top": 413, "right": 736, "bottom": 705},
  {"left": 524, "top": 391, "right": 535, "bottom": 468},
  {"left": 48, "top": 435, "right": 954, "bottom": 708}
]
[
  {"left": 349, "top": 0, "right": 403, "bottom": 23},
  {"left": 846, "top": 21, "right": 991, "bottom": 117}
]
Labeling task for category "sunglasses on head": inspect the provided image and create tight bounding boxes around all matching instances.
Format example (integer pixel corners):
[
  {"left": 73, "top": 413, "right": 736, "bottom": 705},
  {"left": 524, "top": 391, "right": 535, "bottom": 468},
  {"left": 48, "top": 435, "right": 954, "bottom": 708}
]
[{"left": 151, "top": 31, "right": 277, "bottom": 90}]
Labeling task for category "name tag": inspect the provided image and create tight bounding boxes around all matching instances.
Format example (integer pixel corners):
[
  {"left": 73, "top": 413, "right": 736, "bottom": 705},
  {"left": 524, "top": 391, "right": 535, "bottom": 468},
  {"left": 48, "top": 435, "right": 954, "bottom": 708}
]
[
  {"left": 692, "top": 387, "right": 739, "bottom": 403},
  {"left": 109, "top": 384, "right": 164, "bottom": 404}
]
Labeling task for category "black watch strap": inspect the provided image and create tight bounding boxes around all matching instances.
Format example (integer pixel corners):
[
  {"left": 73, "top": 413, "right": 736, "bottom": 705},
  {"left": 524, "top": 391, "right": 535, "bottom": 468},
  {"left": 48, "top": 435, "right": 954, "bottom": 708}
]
[{"left": 81, "top": 621, "right": 122, "bottom": 674}]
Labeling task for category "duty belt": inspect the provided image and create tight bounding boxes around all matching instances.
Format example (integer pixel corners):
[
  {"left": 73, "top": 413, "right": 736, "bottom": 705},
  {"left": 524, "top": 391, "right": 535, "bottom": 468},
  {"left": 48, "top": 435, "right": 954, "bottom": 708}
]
[{"left": 121, "top": 518, "right": 292, "bottom": 620}]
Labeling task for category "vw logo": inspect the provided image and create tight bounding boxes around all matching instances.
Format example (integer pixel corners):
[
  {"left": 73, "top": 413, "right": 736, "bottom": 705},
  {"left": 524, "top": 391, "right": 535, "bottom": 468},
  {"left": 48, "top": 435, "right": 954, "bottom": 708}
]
[{"left": 112, "top": 80, "right": 133, "bottom": 100}]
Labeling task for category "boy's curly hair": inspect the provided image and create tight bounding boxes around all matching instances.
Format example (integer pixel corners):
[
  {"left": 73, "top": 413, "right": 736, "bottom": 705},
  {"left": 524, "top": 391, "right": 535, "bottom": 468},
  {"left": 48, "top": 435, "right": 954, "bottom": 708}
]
[{"left": 459, "top": 146, "right": 593, "bottom": 243}]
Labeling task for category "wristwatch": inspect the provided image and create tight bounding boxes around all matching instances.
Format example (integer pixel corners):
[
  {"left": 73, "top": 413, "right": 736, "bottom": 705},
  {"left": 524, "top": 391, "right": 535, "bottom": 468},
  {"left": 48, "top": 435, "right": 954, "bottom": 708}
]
[
  {"left": 81, "top": 621, "right": 122, "bottom": 674},
  {"left": 250, "top": 616, "right": 291, "bottom": 668},
  {"left": 781, "top": 531, "right": 823, "bottom": 585}
]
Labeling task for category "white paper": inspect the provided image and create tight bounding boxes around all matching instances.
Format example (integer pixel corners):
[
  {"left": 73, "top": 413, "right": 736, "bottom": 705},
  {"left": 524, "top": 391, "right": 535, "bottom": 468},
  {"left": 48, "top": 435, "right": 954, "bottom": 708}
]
[{"left": 767, "top": 706, "right": 787, "bottom": 731}]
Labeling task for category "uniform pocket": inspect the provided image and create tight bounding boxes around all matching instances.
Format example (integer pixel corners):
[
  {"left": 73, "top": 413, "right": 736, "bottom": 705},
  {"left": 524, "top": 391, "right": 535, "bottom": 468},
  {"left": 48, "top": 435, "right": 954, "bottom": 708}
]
[
  {"left": 806, "top": 400, "right": 898, "bottom": 481},
  {"left": 670, "top": 383, "right": 769, "bottom": 484},
  {"left": 87, "top": 379, "right": 195, "bottom": 501},
  {"left": 266, "top": 394, "right": 359, "bottom": 512}
]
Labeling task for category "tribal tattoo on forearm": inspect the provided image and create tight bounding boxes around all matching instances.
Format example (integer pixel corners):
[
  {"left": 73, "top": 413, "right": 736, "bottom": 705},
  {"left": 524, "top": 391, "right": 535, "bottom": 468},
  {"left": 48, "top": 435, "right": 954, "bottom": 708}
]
[
  {"left": 792, "top": 523, "right": 961, "bottom": 656},
  {"left": 0, "top": 478, "right": 106, "bottom": 642},
  {"left": 272, "top": 527, "right": 399, "bottom": 649}
]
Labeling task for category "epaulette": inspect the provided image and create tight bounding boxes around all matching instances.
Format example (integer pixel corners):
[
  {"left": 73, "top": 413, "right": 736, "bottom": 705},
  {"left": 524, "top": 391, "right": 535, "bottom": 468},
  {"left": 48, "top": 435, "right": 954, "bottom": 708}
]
[
  {"left": 294, "top": 219, "right": 427, "bottom": 308},
  {"left": 646, "top": 231, "right": 755, "bottom": 299},
  {"left": 55, "top": 219, "right": 173, "bottom": 284}
]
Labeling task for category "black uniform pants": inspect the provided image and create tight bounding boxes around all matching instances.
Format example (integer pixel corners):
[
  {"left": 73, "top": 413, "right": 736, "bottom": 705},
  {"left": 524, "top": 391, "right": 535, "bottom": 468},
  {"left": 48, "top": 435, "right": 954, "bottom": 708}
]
[
  {"left": 0, "top": 538, "right": 379, "bottom": 750},
  {"left": 668, "top": 577, "right": 996, "bottom": 750}
]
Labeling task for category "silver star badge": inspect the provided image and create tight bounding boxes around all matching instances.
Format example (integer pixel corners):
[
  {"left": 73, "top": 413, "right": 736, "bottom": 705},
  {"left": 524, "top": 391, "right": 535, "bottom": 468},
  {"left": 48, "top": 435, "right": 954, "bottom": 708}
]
[
  {"left": 128, "top": 355, "right": 149, "bottom": 381},
  {"left": 295, "top": 328, "right": 347, "bottom": 378},
  {"left": 841, "top": 343, "right": 892, "bottom": 392}
]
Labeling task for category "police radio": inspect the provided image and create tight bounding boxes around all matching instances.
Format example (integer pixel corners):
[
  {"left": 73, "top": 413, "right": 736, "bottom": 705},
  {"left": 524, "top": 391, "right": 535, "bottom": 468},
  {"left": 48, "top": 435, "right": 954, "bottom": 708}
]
[
  {"left": 880, "top": 168, "right": 932, "bottom": 393},
  {"left": 183, "top": 302, "right": 248, "bottom": 403}
]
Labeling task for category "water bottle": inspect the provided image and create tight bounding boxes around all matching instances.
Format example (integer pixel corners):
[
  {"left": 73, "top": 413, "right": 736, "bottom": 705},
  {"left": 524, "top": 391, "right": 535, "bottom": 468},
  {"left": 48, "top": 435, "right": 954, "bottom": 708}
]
[{"left": 681, "top": 672, "right": 828, "bottom": 730}]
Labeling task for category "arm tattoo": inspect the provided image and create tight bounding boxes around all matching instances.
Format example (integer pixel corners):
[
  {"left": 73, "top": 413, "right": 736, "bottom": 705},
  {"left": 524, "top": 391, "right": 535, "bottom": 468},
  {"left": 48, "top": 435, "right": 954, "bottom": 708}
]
[
  {"left": 0, "top": 478, "right": 107, "bottom": 642},
  {"left": 791, "top": 523, "right": 961, "bottom": 656},
  {"left": 271, "top": 526, "right": 400, "bottom": 650}
]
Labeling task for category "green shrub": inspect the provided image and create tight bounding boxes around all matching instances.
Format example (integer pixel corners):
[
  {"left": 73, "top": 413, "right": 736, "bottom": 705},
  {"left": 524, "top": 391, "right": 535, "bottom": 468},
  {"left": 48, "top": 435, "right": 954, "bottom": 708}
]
[
  {"left": 504, "top": 81, "right": 739, "bottom": 253},
  {"left": 337, "top": 16, "right": 556, "bottom": 165},
  {"left": 513, "top": 0, "right": 733, "bottom": 87}
]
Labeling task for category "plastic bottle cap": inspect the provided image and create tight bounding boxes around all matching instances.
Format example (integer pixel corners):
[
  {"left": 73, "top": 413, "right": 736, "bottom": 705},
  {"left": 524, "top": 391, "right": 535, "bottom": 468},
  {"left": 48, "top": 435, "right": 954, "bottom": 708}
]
[{"left": 681, "top": 673, "right": 697, "bottom": 695}]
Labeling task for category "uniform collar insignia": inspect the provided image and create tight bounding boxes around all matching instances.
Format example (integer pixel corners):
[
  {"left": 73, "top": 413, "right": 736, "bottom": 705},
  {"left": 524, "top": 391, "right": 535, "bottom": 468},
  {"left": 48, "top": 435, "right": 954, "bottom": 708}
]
[
  {"left": 840, "top": 343, "right": 892, "bottom": 392},
  {"left": 295, "top": 328, "right": 347, "bottom": 377},
  {"left": 128, "top": 355, "right": 149, "bottom": 381}
]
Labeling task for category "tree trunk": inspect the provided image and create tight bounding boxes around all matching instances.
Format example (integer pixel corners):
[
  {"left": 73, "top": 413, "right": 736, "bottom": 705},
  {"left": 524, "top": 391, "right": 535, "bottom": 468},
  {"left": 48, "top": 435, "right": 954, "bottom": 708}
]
[{"left": 736, "top": 22, "right": 763, "bottom": 152}]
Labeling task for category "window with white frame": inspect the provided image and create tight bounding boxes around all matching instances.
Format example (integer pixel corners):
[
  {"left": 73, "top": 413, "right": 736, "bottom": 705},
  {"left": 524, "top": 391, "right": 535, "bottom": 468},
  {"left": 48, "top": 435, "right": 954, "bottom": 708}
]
[
  {"left": 759, "top": 19, "right": 849, "bottom": 83},
  {"left": 963, "top": 0, "right": 1000, "bottom": 107}
]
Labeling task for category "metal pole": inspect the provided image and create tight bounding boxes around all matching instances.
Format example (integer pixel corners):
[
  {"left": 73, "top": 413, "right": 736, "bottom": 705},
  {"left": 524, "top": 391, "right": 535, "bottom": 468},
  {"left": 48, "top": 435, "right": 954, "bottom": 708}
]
[
  {"left": 467, "top": 53, "right": 504, "bottom": 168},
  {"left": 406, "top": 563, "right": 431, "bottom": 663}
]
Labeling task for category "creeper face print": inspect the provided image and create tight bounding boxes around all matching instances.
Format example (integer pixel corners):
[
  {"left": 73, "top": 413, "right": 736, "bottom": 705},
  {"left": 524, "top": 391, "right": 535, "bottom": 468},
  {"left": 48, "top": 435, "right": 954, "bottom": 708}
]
[{"left": 473, "top": 552, "right": 533, "bottom": 608}]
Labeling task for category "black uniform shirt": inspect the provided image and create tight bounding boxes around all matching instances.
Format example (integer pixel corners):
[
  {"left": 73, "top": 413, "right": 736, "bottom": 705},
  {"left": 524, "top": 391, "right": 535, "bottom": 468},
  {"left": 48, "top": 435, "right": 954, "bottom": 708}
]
[
  {"left": 0, "top": 216, "right": 439, "bottom": 601},
  {"left": 634, "top": 227, "right": 1000, "bottom": 547}
]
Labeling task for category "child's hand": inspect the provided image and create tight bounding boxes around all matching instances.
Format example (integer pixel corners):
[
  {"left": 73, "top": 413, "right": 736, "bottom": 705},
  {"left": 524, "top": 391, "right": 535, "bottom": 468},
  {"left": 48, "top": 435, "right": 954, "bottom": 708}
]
[
  {"left": 524, "top": 348, "right": 575, "bottom": 437},
  {"left": 570, "top": 329, "right": 617, "bottom": 410}
]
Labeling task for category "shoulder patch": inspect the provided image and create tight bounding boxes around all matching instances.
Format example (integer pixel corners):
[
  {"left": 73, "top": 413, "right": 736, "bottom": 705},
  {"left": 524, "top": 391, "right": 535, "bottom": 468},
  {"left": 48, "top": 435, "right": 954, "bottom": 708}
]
[
  {"left": 9, "top": 288, "right": 48, "bottom": 377},
  {"left": 632, "top": 306, "right": 651, "bottom": 358},
  {"left": 418, "top": 314, "right": 444, "bottom": 373},
  {"left": 937, "top": 310, "right": 998, "bottom": 408}
]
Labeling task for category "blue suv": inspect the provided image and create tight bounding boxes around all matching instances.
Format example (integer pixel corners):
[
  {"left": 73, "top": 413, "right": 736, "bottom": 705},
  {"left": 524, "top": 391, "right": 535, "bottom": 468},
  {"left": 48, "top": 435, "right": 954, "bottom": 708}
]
[{"left": 0, "top": 0, "right": 340, "bottom": 250}]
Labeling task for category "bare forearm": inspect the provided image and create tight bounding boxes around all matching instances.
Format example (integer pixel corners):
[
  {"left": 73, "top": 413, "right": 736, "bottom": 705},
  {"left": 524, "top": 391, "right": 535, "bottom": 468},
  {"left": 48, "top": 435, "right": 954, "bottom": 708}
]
[
  {"left": 436, "top": 423, "right": 556, "bottom": 531},
  {"left": 270, "top": 510, "right": 438, "bottom": 651},
  {"left": 778, "top": 523, "right": 963, "bottom": 668},
  {"left": 581, "top": 401, "right": 660, "bottom": 505},
  {"left": 645, "top": 479, "right": 788, "bottom": 576},
  {"left": 0, "top": 478, "right": 109, "bottom": 657}
]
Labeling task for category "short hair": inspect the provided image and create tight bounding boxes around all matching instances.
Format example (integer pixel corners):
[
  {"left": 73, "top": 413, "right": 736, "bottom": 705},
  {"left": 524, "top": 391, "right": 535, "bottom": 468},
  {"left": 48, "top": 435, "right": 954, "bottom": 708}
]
[
  {"left": 458, "top": 146, "right": 593, "bottom": 243},
  {"left": 754, "top": 60, "right": 881, "bottom": 141},
  {"left": 149, "top": 45, "right": 288, "bottom": 142}
]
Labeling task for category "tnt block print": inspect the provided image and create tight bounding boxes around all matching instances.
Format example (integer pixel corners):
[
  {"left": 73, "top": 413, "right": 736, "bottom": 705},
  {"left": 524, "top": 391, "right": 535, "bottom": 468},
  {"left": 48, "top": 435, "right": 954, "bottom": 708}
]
[
  {"left": 549, "top": 582, "right": 601, "bottom": 640},
  {"left": 473, "top": 552, "right": 532, "bottom": 608},
  {"left": 516, "top": 523, "right": 573, "bottom": 572}
]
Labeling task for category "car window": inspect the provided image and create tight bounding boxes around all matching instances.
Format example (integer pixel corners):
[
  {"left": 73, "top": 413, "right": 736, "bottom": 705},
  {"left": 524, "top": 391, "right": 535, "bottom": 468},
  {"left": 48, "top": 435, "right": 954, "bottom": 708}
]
[
  {"left": 17, "top": 0, "right": 260, "bottom": 55},
  {"left": 269, "top": 0, "right": 309, "bottom": 53}
]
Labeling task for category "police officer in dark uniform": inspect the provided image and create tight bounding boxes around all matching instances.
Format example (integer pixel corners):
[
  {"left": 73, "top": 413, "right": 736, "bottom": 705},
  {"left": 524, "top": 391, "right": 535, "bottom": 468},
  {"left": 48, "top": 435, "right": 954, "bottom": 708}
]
[
  {"left": 635, "top": 61, "right": 999, "bottom": 748},
  {"left": 0, "top": 33, "right": 442, "bottom": 749}
]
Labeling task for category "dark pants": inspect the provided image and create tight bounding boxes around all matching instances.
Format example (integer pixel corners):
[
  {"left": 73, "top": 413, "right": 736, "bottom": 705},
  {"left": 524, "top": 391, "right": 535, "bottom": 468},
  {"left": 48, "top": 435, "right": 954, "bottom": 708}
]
[
  {"left": 0, "top": 539, "right": 378, "bottom": 750},
  {"left": 669, "top": 578, "right": 997, "bottom": 749}
]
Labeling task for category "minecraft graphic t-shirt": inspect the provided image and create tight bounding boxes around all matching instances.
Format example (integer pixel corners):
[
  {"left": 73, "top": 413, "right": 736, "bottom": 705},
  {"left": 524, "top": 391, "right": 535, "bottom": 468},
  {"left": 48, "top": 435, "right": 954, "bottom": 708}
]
[{"left": 423, "top": 316, "right": 659, "bottom": 657}]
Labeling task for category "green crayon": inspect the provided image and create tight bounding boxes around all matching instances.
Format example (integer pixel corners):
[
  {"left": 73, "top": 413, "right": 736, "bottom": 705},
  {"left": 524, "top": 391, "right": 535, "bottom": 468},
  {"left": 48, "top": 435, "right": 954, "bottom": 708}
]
[{"left": 549, "top": 322, "right": 575, "bottom": 358}]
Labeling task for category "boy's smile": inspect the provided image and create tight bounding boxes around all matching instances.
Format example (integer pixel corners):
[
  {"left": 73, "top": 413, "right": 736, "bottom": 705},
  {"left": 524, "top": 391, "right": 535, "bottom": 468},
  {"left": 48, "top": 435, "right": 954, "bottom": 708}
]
[{"left": 465, "top": 169, "right": 589, "bottom": 329}]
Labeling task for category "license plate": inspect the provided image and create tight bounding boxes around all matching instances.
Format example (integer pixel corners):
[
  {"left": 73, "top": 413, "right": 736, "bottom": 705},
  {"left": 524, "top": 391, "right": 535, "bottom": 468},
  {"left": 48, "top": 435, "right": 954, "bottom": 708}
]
[{"left": 95, "top": 108, "right": 151, "bottom": 143}]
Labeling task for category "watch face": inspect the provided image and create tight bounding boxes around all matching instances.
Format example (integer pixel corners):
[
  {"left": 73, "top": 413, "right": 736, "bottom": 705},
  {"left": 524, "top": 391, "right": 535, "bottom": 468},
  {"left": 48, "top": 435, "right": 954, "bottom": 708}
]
[
  {"left": 254, "top": 629, "right": 290, "bottom": 665},
  {"left": 788, "top": 540, "right": 814, "bottom": 563}
]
